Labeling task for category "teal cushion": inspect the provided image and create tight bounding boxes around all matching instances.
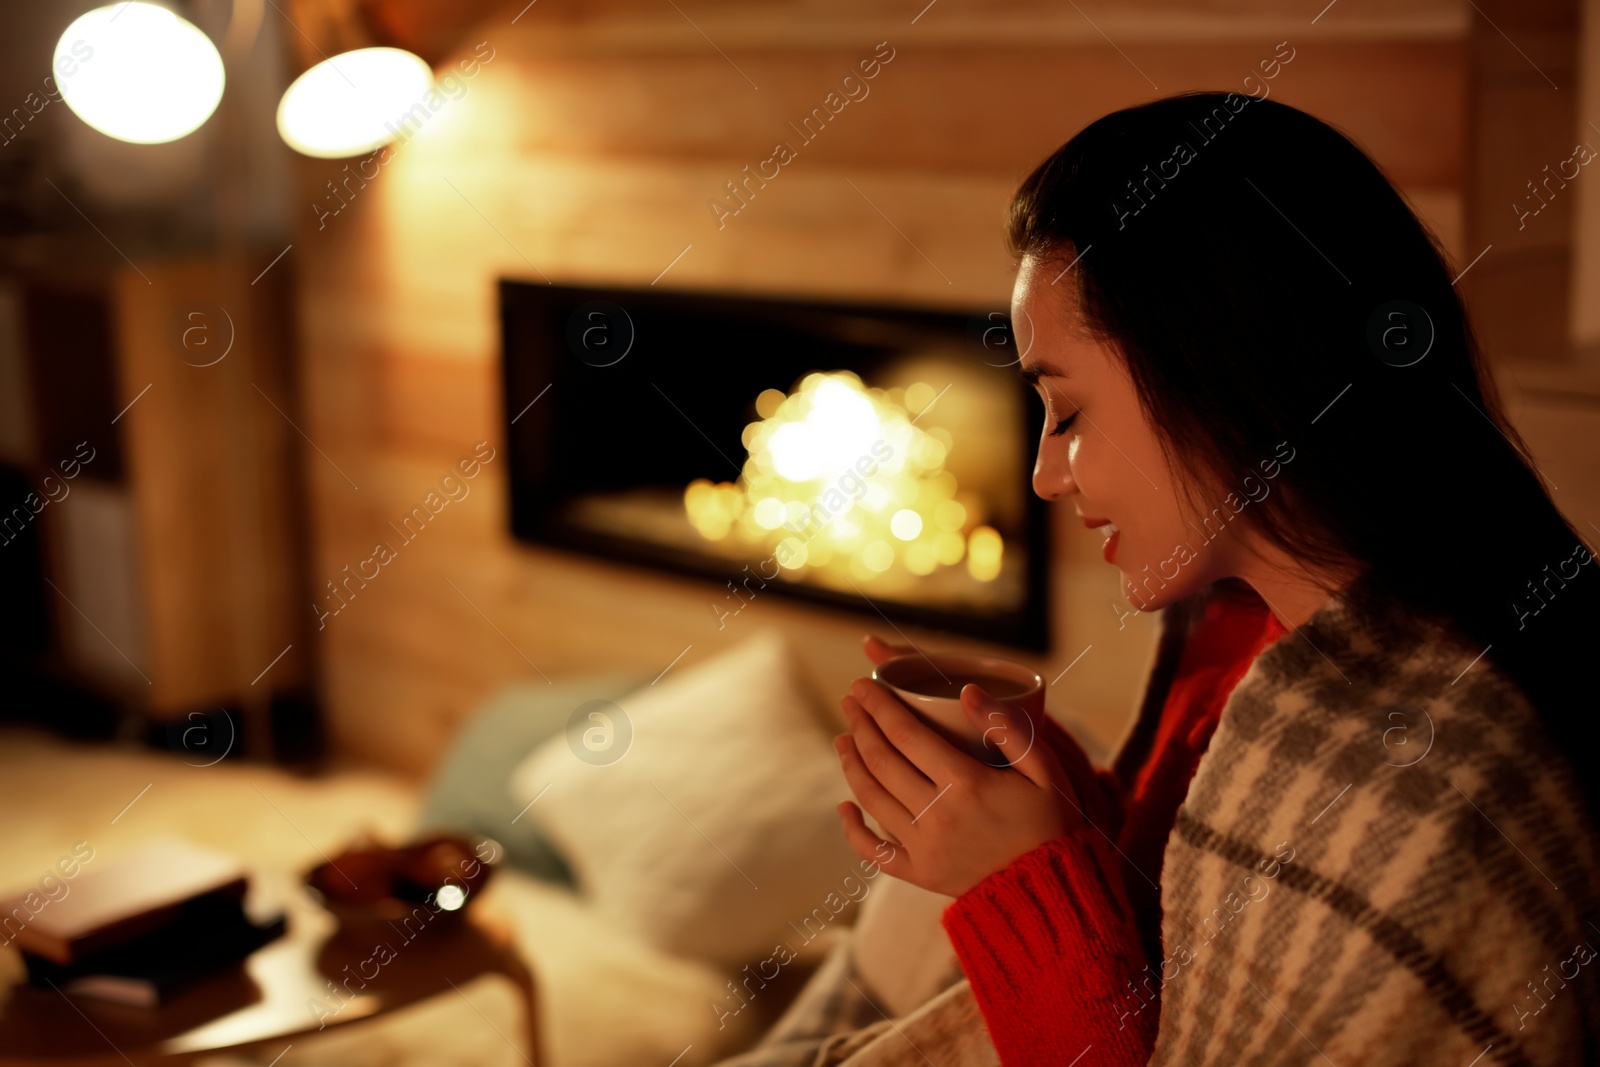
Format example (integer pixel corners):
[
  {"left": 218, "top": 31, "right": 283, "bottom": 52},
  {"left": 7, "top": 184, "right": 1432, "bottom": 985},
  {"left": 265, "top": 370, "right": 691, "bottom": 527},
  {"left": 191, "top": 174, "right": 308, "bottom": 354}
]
[{"left": 417, "top": 672, "right": 648, "bottom": 884}]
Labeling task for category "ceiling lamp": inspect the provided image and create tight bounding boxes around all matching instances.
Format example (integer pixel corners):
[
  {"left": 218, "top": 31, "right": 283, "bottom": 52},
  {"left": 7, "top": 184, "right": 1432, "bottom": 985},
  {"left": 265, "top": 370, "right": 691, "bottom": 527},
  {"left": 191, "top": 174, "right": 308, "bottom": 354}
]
[
  {"left": 276, "top": 46, "right": 433, "bottom": 159},
  {"left": 55, "top": 2, "right": 225, "bottom": 145}
]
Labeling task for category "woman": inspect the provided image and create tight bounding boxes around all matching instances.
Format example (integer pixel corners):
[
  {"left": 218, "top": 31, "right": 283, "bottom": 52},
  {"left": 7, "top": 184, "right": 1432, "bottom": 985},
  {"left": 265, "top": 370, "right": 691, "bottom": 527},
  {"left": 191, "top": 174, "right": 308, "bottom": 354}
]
[{"left": 832, "top": 92, "right": 1600, "bottom": 1066}]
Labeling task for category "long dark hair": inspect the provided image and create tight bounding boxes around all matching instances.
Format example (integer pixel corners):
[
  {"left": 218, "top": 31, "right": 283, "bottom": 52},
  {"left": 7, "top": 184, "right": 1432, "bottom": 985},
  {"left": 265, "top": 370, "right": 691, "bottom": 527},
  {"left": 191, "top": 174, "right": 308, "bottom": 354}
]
[{"left": 1010, "top": 91, "right": 1598, "bottom": 817}]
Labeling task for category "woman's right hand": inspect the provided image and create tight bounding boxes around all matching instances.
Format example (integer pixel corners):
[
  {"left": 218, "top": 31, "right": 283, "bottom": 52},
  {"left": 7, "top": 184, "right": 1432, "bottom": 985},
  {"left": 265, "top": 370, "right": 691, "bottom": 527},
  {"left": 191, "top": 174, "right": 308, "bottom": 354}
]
[{"left": 859, "top": 634, "right": 1124, "bottom": 838}]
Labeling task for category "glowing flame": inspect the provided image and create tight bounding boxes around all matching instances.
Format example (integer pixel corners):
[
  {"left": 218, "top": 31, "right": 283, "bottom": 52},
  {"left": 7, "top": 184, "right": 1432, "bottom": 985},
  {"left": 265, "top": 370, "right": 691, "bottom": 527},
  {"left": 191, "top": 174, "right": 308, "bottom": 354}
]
[
  {"left": 766, "top": 377, "right": 881, "bottom": 481},
  {"left": 684, "top": 372, "right": 1002, "bottom": 582}
]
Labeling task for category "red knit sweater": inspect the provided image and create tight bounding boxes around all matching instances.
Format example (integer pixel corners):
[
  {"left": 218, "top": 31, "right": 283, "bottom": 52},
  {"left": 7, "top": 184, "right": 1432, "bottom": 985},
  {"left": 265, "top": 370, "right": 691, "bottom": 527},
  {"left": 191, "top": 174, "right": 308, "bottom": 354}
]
[{"left": 941, "top": 585, "right": 1288, "bottom": 1066}]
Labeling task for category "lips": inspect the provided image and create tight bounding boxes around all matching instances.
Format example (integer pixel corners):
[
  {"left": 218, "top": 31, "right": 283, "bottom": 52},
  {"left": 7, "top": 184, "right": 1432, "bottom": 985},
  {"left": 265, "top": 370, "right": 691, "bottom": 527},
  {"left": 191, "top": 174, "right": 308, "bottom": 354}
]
[{"left": 1081, "top": 517, "right": 1120, "bottom": 563}]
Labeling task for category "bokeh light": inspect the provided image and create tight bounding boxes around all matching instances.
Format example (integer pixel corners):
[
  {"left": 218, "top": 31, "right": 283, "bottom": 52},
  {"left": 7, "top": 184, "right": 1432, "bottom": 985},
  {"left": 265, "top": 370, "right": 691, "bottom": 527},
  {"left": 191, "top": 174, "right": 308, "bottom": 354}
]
[
  {"left": 684, "top": 371, "right": 1003, "bottom": 583},
  {"left": 277, "top": 47, "right": 434, "bottom": 158},
  {"left": 967, "top": 525, "right": 1004, "bottom": 581},
  {"left": 56, "top": 3, "right": 225, "bottom": 145}
]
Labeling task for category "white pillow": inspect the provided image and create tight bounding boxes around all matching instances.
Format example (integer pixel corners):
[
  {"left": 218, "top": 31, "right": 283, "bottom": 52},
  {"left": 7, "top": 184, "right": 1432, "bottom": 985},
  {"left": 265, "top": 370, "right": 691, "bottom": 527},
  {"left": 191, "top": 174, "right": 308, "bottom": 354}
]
[{"left": 509, "top": 628, "right": 865, "bottom": 967}]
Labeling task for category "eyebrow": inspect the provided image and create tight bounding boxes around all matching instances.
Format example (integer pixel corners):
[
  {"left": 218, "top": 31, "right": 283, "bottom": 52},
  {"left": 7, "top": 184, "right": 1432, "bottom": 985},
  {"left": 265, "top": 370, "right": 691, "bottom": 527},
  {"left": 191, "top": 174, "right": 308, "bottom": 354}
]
[{"left": 1018, "top": 361, "right": 1071, "bottom": 385}]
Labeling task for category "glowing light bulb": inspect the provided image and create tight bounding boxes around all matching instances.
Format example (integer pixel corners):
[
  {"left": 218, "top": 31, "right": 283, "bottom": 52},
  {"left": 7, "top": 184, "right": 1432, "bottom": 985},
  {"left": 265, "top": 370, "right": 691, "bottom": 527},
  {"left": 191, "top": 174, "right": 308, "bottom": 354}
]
[
  {"left": 862, "top": 541, "right": 894, "bottom": 573},
  {"left": 753, "top": 497, "right": 786, "bottom": 529},
  {"left": 934, "top": 499, "right": 967, "bottom": 531},
  {"left": 777, "top": 538, "right": 808, "bottom": 569},
  {"left": 889, "top": 509, "right": 923, "bottom": 541},
  {"left": 904, "top": 381, "right": 937, "bottom": 417},
  {"left": 277, "top": 47, "right": 433, "bottom": 158},
  {"left": 56, "top": 4, "right": 225, "bottom": 144},
  {"left": 755, "top": 388, "right": 786, "bottom": 419}
]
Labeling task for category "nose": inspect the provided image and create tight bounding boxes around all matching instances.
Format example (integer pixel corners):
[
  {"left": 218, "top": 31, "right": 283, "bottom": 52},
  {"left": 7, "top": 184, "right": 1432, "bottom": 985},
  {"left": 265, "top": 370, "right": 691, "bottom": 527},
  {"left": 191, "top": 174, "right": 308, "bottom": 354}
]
[{"left": 1032, "top": 441, "right": 1074, "bottom": 501}]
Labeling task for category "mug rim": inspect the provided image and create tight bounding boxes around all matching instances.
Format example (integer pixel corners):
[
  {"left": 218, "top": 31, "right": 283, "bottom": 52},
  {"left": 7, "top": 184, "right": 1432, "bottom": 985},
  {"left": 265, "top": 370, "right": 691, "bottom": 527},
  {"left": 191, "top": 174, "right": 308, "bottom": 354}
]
[{"left": 871, "top": 651, "right": 1044, "bottom": 701}]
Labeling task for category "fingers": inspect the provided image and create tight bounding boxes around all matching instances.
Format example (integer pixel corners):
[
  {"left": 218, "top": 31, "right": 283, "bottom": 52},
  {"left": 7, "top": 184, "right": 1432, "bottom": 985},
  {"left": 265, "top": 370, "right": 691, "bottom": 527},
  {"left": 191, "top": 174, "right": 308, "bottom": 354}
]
[
  {"left": 848, "top": 678, "right": 966, "bottom": 780},
  {"left": 862, "top": 634, "right": 913, "bottom": 666},
  {"left": 841, "top": 695, "right": 938, "bottom": 811},
  {"left": 962, "top": 685, "right": 1067, "bottom": 790},
  {"left": 834, "top": 733, "right": 914, "bottom": 841},
  {"left": 836, "top": 800, "right": 911, "bottom": 879}
]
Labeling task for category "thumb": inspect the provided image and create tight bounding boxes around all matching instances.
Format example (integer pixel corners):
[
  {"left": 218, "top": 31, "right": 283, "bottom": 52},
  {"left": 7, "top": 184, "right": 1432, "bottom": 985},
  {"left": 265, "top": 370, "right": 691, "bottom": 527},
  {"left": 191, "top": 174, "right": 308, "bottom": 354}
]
[{"left": 962, "top": 685, "right": 1055, "bottom": 785}]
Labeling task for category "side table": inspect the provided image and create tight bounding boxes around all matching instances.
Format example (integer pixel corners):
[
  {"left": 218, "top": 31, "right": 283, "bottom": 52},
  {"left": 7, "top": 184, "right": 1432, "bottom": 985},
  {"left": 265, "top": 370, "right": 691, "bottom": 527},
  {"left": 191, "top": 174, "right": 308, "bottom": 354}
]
[{"left": 0, "top": 868, "right": 541, "bottom": 1066}]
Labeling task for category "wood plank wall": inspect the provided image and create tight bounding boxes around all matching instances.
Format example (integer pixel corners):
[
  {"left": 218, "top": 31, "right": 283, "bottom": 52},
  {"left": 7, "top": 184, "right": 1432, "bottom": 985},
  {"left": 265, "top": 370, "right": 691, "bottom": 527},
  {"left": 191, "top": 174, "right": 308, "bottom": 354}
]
[
  {"left": 291, "top": 0, "right": 1470, "bottom": 775},
  {"left": 1463, "top": 0, "right": 1582, "bottom": 362}
]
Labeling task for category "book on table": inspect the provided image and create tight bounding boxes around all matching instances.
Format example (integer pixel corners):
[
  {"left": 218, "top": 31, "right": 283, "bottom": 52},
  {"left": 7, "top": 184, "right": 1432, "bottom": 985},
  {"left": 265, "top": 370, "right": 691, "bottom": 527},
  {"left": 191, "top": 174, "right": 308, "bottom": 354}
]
[{"left": 0, "top": 838, "right": 287, "bottom": 1007}]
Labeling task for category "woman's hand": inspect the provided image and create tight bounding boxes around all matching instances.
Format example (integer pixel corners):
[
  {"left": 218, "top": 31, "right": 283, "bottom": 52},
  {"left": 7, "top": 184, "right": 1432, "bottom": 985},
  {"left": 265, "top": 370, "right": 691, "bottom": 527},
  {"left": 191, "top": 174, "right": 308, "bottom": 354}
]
[
  {"left": 834, "top": 676, "right": 1076, "bottom": 897},
  {"left": 858, "top": 635, "right": 1123, "bottom": 838},
  {"left": 835, "top": 636, "right": 1118, "bottom": 897}
]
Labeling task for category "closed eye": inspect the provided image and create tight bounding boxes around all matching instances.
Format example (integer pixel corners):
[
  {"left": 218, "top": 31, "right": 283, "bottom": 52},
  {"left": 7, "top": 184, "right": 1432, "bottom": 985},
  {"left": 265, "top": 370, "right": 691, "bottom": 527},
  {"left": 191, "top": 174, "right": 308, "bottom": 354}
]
[{"left": 1050, "top": 413, "right": 1077, "bottom": 437}]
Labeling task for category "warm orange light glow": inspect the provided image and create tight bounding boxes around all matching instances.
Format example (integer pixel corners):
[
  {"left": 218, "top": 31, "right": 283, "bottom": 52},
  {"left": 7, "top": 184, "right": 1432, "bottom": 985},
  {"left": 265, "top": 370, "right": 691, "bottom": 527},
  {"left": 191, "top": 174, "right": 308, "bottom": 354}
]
[
  {"left": 966, "top": 525, "right": 1004, "bottom": 582},
  {"left": 683, "top": 371, "right": 1003, "bottom": 583}
]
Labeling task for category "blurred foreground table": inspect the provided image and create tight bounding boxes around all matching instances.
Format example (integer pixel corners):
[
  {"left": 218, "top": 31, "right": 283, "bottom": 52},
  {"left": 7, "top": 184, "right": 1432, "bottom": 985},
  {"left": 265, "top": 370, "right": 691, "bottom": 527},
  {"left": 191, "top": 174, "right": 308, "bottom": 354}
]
[{"left": 0, "top": 870, "right": 540, "bottom": 1066}]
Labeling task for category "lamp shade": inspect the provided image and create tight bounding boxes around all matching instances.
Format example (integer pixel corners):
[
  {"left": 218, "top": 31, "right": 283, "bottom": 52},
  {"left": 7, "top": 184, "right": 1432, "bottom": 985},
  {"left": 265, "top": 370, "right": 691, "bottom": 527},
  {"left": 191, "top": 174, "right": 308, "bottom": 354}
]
[
  {"left": 275, "top": 46, "right": 433, "bottom": 159},
  {"left": 55, "top": 2, "right": 225, "bottom": 145}
]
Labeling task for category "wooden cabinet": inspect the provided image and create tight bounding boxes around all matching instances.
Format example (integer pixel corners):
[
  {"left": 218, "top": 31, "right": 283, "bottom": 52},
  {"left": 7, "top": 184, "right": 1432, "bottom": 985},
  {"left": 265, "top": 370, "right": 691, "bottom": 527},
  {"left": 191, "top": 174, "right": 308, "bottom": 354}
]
[
  {"left": 109, "top": 258, "right": 310, "bottom": 734},
  {"left": 3, "top": 256, "right": 313, "bottom": 758}
]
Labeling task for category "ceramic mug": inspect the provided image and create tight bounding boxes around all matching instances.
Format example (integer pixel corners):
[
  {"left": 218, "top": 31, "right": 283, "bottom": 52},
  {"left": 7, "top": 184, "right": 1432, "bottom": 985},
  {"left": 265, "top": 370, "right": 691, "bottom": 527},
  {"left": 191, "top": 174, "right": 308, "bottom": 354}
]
[{"left": 870, "top": 652, "right": 1045, "bottom": 768}]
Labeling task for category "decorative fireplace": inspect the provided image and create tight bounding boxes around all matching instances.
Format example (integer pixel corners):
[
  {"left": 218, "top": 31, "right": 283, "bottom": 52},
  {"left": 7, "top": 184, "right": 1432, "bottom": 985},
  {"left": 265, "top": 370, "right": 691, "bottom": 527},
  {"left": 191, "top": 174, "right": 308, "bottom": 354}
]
[{"left": 500, "top": 281, "right": 1050, "bottom": 651}]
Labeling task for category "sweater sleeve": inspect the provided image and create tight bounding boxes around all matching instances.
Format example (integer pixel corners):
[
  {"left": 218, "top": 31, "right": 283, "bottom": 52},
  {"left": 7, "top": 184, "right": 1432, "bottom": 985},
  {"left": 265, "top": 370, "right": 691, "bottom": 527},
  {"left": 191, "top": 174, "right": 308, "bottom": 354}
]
[{"left": 940, "top": 828, "right": 1158, "bottom": 1067}]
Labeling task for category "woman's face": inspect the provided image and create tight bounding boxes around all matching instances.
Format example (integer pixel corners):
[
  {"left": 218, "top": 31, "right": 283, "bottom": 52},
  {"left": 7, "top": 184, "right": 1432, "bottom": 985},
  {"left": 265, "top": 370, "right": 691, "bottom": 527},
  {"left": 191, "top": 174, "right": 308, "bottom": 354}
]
[{"left": 1012, "top": 252, "right": 1235, "bottom": 611}]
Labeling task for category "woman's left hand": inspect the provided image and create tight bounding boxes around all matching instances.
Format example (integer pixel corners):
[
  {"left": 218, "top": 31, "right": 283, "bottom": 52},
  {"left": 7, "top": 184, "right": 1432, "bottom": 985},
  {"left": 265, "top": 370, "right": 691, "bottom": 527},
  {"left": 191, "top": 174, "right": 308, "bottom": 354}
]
[{"left": 834, "top": 676, "right": 1084, "bottom": 898}]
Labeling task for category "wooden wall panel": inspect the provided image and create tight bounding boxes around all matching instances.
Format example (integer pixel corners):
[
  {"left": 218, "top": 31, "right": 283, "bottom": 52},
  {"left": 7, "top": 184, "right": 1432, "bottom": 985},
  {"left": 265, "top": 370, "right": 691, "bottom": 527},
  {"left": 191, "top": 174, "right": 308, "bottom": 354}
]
[
  {"left": 293, "top": 0, "right": 1472, "bottom": 774},
  {"left": 466, "top": 40, "right": 1466, "bottom": 187},
  {"left": 1461, "top": 0, "right": 1581, "bottom": 361}
]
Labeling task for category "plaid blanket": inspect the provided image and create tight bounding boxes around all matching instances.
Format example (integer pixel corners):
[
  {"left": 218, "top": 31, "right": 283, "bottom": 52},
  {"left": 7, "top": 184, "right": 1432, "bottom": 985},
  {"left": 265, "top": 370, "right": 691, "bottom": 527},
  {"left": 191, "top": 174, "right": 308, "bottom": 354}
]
[
  {"left": 710, "top": 933, "right": 979, "bottom": 1066},
  {"left": 717, "top": 573, "right": 1600, "bottom": 1067}
]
